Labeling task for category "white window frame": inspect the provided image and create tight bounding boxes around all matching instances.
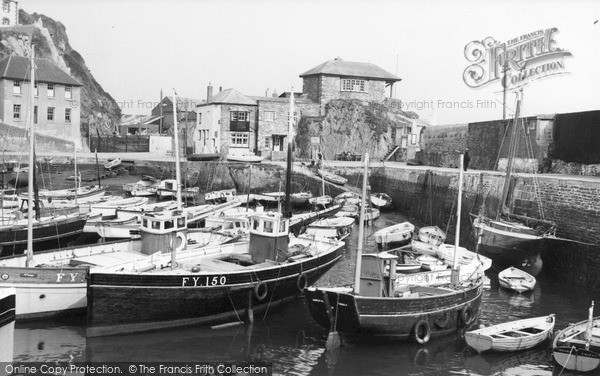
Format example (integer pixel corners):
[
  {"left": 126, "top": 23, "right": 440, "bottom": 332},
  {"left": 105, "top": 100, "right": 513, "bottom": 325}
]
[
  {"left": 341, "top": 78, "right": 367, "bottom": 93},
  {"left": 13, "top": 80, "right": 21, "bottom": 95},
  {"left": 47, "top": 83, "right": 55, "bottom": 97},
  {"left": 34, "top": 82, "right": 38, "bottom": 96},
  {"left": 65, "top": 108, "right": 71, "bottom": 123},
  {"left": 230, "top": 132, "right": 249, "bottom": 147},
  {"left": 47, "top": 107, "right": 55, "bottom": 121},
  {"left": 263, "top": 111, "right": 275, "bottom": 122},
  {"left": 2, "top": 2, "right": 9, "bottom": 12},
  {"left": 13, "top": 104, "right": 20, "bottom": 120},
  {"left": 230, "top": 111, "right": 249, "bottom": 122},
  {"left": 64, "top": 86, "right": 72, "bottom": 99}
]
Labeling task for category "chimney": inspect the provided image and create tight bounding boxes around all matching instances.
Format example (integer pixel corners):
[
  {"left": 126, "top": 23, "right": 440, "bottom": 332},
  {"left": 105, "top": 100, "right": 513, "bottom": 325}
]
[
  {"left": 207, "top": 82, "right": 213, "bottom": 103},
  {"left": 265, "top": 88, "right": 270, "bottom": 97},
  {"left": 219, "top": 86, "right": 222, "bottom": 92},
  {"left": 272, "top": 89, "right": 278, "bottom": 98}
]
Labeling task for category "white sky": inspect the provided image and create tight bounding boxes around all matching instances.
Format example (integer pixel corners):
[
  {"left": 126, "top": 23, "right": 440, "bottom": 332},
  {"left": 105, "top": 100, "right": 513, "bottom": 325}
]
[{"left": 19, "top": 0, "right": 600, "bottom": 124}]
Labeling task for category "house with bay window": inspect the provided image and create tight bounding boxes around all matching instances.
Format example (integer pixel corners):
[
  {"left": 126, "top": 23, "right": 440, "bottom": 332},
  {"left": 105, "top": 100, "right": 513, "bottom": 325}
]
[
  {"left": 195, "top": 87, "right": 258, "bottom": 157},
  {"left": 0, "top": 55, "right": 82, "bottom": 145}
]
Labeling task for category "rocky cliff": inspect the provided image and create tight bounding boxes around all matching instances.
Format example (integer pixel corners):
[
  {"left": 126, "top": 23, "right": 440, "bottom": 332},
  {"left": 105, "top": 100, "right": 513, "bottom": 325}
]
[
  {"left": 0, "top": 9, "right": 121, "bottom": 137},
  {"left": 297, "top": 99, "right": 419, "bottom": 161}
]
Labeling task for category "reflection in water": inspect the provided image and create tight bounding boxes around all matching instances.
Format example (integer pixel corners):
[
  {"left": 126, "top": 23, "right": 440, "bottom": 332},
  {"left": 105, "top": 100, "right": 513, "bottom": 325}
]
[{"left": 10, "top": 211, "right": 600, "bottom": 376}]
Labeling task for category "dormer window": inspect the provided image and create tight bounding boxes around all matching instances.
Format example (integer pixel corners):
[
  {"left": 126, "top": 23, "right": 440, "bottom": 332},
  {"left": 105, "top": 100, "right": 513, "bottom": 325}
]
[{"left": 341, "top": 78, "right": 366, "bottom": 93}]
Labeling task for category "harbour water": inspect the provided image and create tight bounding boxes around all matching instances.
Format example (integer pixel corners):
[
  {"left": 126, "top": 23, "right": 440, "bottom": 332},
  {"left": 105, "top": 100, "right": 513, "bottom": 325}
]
[{"left": 9, "top": 210, "right": 600, "bottom": 375}]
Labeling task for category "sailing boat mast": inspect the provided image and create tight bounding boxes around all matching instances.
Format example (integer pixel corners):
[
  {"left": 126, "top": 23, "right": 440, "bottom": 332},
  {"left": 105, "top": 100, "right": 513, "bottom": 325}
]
[
  {"left": 353, "top": 153, "right": 369, "bottom": 294},
  {"left": 497, "top": 94, "right": 521, "bottom": 219},
  {"left": 26, "top": 45, "right": 35, "bottom": 266},
  {"left": 283, "top": 87, "right": 294, "bottom": 219},
  {"left": 453, "top": 154, "right": 464, "bottom": 274},
  {"left": 172, "top": 89, "right": 183, "bottom": 210}
]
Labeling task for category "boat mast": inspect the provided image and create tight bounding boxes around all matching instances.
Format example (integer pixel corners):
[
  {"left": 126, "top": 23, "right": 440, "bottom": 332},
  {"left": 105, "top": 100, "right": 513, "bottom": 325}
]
[
  {"left": 172, "top": 89, "right": 183, "bottom": 210},
  {"left": 353, "top": 152, "right": 369, "bottom": 294},
  {"left": 283, "top": 87, "right": 294, "bottom": 219},
  {"left": 453, "top": 153, "right": 464, "bottom": 277},
  {"left": 586, "top": 301, "right": 595, "bottom": 350},
  {"left": 26, "top": 45, "right": 35, "bottom": 267},
  {"left": 498, "top": 94, "right": 521, "bottom": 219}
]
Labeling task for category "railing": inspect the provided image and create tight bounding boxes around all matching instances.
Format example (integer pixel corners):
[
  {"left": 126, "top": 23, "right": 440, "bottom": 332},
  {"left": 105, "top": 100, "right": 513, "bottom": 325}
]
[{"left": 89, "top": 135, "right": 150, "bottom": 153}]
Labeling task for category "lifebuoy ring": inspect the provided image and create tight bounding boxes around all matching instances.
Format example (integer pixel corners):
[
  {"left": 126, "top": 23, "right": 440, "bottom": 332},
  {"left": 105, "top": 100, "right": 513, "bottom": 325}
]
[
  {"left": 220, "top": 192, "right": 226, "bottom": 202},
  {"left": 459, "top": 305, "right": 474, "bottom": 327},
  {"left": 432, "top": 311, "right": 452, "bottom": 329},
  {"left": 296, "top": 273, "right": 308, "bottom": 292},
  {"left": 413, "top": 319, "right": 431, "bottom": 344},
  {"left": 254, "top": 282, "right": 268, "bottom": 301},
  {"left": 175, "top": 232, "right": 186, "bottom": 252}
]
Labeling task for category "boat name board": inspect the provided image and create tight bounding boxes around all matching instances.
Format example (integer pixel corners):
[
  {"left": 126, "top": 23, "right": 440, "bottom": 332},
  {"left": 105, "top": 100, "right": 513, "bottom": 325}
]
[
  {"left": 0, "top": 271, "right": 85, "bottom": 283},
  {"left": 182, "top": 275, "right": 227, "bottom": 287}
]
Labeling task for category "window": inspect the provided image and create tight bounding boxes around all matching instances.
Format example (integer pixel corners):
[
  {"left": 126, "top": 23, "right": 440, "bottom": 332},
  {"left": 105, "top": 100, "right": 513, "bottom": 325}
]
[
  {"left": 2, "top": 2, "right": 9, "bottom": 12},
  {"left": 13, "top": 81, "right": 21, "bottom": 95},
  {"left": 65, "top": 108, "right": 71, "bottom": 123},
  {"left": 64, "top": 86, "right": 72, "bottom": 99},
  {"left": 264, "top": 137, "right": 270, "bottom": 149},
  {"left": 230, "top": 132, "right": 249, "bottom": 147},
  {"left": 230, "top": 111, "right": 249, "bottom": 122},
  {"left": 287, "top": 111, "right": 297, "bottom": 123},
  {"left": 34, "top": 106, "right": 37, "bottom": 124},
  {"left": 34, "top": 82, "right": 38, "bottom": 96},
  {"left": 263, "top": 111, "right": 274, "bottom": 121},
  {"left": 341, "top": 78, "right": 366, "bottom": 93},
  {"left": 47, "top": 84, "right": 54, "bottom": 97},
  {"left": 2, "top": 17, "right": 8, "bottom": 25},
  {"left": 13, "top": 104, "right": 20, "bottom": 120},
  {"left": 47, "top": 107, "right": 55, "bottom": 121},
  {"left": 197, "top": 113, "right": 202, "bottom": 124}
]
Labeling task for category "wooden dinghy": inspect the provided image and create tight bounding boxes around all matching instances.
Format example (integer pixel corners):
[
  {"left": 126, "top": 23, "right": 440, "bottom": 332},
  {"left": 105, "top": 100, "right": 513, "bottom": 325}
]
[
  {"left": 104, "top": 157, "right": 122, "bottom": 170},
  {"left": 498, "top": 267, "right": 536, "bottom": 293},
  {"left": 370, "top": 192, "right": 392, "bottom": 209},
  {"left": 553, "top": 302, "right": 600, "bottom": 373},
  {"left": 373, "top": 222, "right": 414, "bottom": 249},
  {"left": 465, "top": 314, "right": 555, "bottom": 353},
  {"left": 318, "top": 169, "right": 348, "bottom": 186},
  {"left": 418, "top": 226, "right": 446, "bottom": 246}
]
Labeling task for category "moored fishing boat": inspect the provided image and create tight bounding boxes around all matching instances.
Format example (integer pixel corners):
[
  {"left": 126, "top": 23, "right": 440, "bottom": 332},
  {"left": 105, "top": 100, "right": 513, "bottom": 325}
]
[
  {"left": 553, "top": 302, "right": 600, "bottom": 373},
  {"left": 498, "top": 266, "right": 536, "bottom": 293},
  {"left": 465, "top": 314, "right": 555, "bottom": 353},
  {"left": 86, "top": 87, "right": 346, "bottom": 337},
  {"left": 305, "top": 153, "right": 485, "bottom": 345}
]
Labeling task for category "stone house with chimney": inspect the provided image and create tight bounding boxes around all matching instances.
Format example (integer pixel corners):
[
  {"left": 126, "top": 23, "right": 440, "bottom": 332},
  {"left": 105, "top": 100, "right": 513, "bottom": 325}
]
[
  {"left": 300, "top": 57, "right": 402, "bottom": 115},
  {"left": 0, "top": 55, "right": 82, "bottom": 146},
  {"left": 150, "top": 96, "right": 202, "bottom": 135}
]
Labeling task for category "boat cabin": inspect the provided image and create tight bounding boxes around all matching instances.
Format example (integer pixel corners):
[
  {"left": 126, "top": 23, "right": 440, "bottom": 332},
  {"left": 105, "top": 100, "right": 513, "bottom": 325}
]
[
  {"left": 140, "top": 209, "right": 187, "bottom": 255},
  {"left": 360, "top": 252, "right": 398, "bottom": 297},
  {"left": 248, "top": 212, "right": 289, "bottom": 263}
]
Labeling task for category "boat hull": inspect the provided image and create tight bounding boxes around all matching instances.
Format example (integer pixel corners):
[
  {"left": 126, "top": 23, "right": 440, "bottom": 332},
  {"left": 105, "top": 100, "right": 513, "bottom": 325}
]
[
  {"left": 305, "top": 281, "right": 483, "bottom": 340},
  {"left": 0, "top": 215, "right": 87, "bottom": 256},
  {"left": 465, "top": 315, "right": 554, "bottom": 353},
  {"left": 553, "top": 316, "right": 600, "bottom": 372},
  {"left": 86, "top": 246, "right": 344, "bottom": 337}
]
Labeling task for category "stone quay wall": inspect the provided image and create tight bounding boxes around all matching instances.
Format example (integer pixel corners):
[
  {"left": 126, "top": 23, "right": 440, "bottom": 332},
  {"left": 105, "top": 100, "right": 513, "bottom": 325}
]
[{"left": 328, "top": 164, "right": 600, "bottom": 288}]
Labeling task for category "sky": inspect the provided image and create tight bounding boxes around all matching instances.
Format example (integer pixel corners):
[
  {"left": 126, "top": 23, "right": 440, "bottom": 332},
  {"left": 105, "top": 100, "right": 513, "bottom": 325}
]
[{"left": 18, "top": 0, "right": 600, "bottom": 125}]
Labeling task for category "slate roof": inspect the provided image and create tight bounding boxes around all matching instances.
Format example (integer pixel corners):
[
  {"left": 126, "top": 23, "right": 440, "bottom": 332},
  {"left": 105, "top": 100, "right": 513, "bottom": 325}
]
[
  {"left": 0, "top": 55, "right": 82, "bottom": 86},
  {"left": 205, "top": 88, "right": 257, "bottom": 106},
  {"left": 300, "top": 57, "right": 401, "bottom": 82}
]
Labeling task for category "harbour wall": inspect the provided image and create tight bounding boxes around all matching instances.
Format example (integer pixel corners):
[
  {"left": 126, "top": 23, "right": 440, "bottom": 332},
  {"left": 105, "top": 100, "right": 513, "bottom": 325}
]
[{"left": 327, "top": 165, "right": 600, "bottom": 288}]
